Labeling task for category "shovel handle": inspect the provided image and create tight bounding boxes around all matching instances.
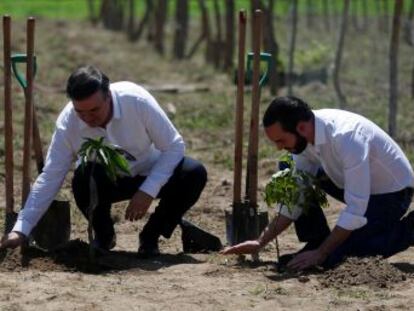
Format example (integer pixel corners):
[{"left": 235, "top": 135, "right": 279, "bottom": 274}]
[
  {"left": 246, "top": 52, "right": 272, "bottom": 87},
  {"left": 233, "top": 10, "right": 247, "bottom": 205},
  {"left": 3, "top": 15, "right": 14, "bottom": 215},
  {"left": 246, "top": 9, "right": 262, "bottom": 207},
  {"left": 22, "top": 17, "right": 36, "bottom": 205},
  {"left": 11, "top": 32, "right": 44, "bottom": 174},
  {"left": 11, "top": 53, "right": 37, "bottom": 89}
]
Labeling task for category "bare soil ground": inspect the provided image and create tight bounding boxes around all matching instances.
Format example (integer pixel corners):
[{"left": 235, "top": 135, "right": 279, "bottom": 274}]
[
  {"left": 1, "top": 165, "right": 414, "bottom": 311},
  {"left": 1, "top": 19, "right": 414, "bottom": 310}
]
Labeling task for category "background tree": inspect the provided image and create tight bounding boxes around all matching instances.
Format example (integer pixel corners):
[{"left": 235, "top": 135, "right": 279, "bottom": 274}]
[
  {"left": 404, "top": 0, "right": 414, "bottom": 45},
  {"left": 173, "top": 0, "right": 189, "bottom": 59},
  {"left": 260, "top": 0, "right": 280, "bottom": 95},
  {"left": 154, "top": 0, "right": 168, "bottom": 54},
  {"left": 127, "top": 0, "right": 153, "bottom": 42},
  {"left": 388, "top": 0, "right": 403, "bottom": 137},
  {"left": 186, "top": 0, "right": 212, "bottom": 60},
  {"left": 287, "top": 0, "right": 298, "bottom": 96},
  {"left": 223, "top": 0, "right": 235, "bottom": 71},
  {"left": 322, "top": 0, "right": 331, "bottom": 32},
  {"left": 333, "top": 0, "right": 350, "bottom": 108},
  {"left": 100, "top": 0, "right": 125, "bottom": 31}
]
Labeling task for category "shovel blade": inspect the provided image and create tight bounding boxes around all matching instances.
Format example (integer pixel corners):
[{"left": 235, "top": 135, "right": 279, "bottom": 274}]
[
  {"left": 32, "top": 200, "right": 71, "bottom": 250},
  {"left": 180, "top": 219, "right": 222, "bottom": 253}
]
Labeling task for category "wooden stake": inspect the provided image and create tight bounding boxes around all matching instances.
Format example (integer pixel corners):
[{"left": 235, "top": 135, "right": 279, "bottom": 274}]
[
  {"left": 21, "top": 17, "right": 35, "bottom": 205},
  {"left": 233, "top": 10, "right": 246, "bottom": 205},
  {"left": 3, "top": 15, "right": 14, "bottom": 216},
  {"left": 246, "top": 10, "right": 262, "bottom": 207}
]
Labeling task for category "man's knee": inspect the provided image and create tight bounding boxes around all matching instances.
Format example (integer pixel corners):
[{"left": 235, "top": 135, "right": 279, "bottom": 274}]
[{"left": 187, "top": 161, "right": 208, "bottom": 194}]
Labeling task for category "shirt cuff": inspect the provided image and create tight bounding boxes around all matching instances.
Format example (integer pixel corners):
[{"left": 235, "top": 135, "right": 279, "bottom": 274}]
[
  {"left": 336, "top": 210, "right": 367, "bottom": 230},
  {"left": 12, "top": 219, "right": 33, "bottom": 237},
  {"left": 279, "top": 204, "right": 303, "bottom": 220},
  {"left": 139, "top": 178, "right": 161, "bottom": 198}
]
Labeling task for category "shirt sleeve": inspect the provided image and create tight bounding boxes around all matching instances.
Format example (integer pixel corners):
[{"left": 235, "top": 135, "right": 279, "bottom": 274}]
[
  {"left": 137, "top": 93, "right": 185, "bottom": 198},
  {"left": 335, "top": 130, "right": 370, "bottom": 230},
  {"left": 12, "top": 127, "right": 74, "bottom": 236}
]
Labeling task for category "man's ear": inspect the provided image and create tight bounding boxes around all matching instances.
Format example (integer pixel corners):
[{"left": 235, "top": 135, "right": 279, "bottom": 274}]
[{"left": 296, "top": 121, "right": 307, "bottom": 136}]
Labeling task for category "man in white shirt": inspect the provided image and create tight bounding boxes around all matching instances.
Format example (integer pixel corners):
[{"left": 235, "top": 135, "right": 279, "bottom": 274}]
[
  {"left": 222, "top": 96, "right": 414, "bottom": 269},
  {"left": 0, "top": 65, "right": 207, "bottom": 258}
]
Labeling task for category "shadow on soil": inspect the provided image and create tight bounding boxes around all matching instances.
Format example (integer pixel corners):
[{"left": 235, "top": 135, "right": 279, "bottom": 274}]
[
  {"left": 391, "top": 262, "right": 414, "bottom": 274},
  {"left": 0, "top": 239, "right": 203, "bottom": 274}
]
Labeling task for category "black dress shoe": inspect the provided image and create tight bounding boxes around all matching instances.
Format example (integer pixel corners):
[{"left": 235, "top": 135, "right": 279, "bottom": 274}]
[
  {"left": 403, "top": 210, "right": 414, "bottom": 245},
  {"left": 91, "top": 234, "right": 116, "bottom": 251},
  {"left": 137, "top": 245, "right": 160, "bottom": 259}
]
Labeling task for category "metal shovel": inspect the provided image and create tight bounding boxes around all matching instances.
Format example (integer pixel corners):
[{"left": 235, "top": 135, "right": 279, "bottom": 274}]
[
  {"left": 2, "top": 16, "right": 17, "bottom": 234},
  {"left": 226, "top": 10, "right": 271, "bottom": 247},
  {"left": 11, "top": 33, "right": 71, "bottom": 250}
]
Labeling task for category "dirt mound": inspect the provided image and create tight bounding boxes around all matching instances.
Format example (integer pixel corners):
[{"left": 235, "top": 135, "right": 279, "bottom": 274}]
[
  {"left": 0, "top": 239, "right": 111, "bottom": 274},
  {"left": 319, "top": 256, "right": 409, "bottom": 289}
]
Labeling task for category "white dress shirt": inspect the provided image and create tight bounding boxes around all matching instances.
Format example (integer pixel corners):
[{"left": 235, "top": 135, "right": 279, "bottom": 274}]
[
  {"left": 280, "top": 109, "right": 414, "bottom": 231},
  {"left": 13, "top": 81, "right": 185, "bottom": 236}
]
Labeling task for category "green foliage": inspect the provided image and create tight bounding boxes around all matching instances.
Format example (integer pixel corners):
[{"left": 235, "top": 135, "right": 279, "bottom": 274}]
[
  {"left": 295, "top": 42, "right": 330, "bottom": 70},
  {"left": 264, "top": 153, "right": 328, "bottom": 213},
  {"left": 78, "top": 137, "right": 131, "bottom": 183}
]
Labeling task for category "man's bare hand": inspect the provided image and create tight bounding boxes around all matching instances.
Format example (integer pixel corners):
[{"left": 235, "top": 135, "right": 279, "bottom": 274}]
[
  {"left": 220, "top": 240, "right": 262, "bottom": 255},
  {"left": 125, "top": 190, "right": 154, "bottom": 221},
  {"left": 0, "top": 232, "right": 25, "bottom": 250},
  {"left": 287, "top": 249, "right": 327, "bottom": 270}
]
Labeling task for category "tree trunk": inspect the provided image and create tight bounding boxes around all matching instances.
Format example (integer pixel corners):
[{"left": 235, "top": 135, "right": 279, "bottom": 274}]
[
  {"left": 127, "top": 0, "right": 135, "bottom": 38},
  {"left": 127, "top": 0, "right": 153, "bottom": 42},
  {"left": 101, "top": 0, "right": 125, "bottom": 31},
  {"left": 388, "top": 0, "right": 403, "bottom": 137},
  {"left": 173, "top": 0, "right": 189, "bottom": 59},
  {"left": 322, "top": 0, "right": 330, "bottom": 32},
  {"left": 411, "top": 64, "right": 414, "bottom": 99},
  {"left": 223, "top": 0, "right": 235, "bottom": 71},
  {"left": 351, "top": 0, "right": 361, "bottom": 31},
  {"left": 333, "top": 0, "right": 350, "bottom": 108},
  {"left": 87, "top": 0, "right": 99, "bottom": 25},
  {"left": 287, "top": 0, "right": 298, "bottom": 96},
  {"left": 154, "top": 0, "right": 168, "bottom": 54},
  {"left": 379, "top": 0, "right": 390, "bottom": 34},
  {"left": 212, "top": 0, "right": 223, "bottom": 68},
  {"left": 261, "top": 0, "right": 280, "bottom": 95},
  {"left": 187, "top": 0, "right": 212, "bottom": 60},
  {"left": 404, "top": 0, "right": 414, "bottom": 45},
  {"left": 306, "top": 0, "right": 314, "bottom": 29},
  {"left": 361, "top": 0, "right": 368, "bottom": 31}
]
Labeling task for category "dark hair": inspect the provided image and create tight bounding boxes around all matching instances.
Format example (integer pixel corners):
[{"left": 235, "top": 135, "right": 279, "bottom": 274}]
[
  {"left": 66, "top": 65, "right": 110, "bottom": 101},
  {"left": 262, "top": 96, "right": 314, "bottom": 133}
]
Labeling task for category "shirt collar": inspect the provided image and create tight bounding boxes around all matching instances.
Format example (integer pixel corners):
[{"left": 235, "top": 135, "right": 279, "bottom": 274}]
[
  {"left": 314, "top": 112, "right": 326, "bottom": 146},
  {"left": 77, "top": 88, "right": 121, "bottom": 129}
]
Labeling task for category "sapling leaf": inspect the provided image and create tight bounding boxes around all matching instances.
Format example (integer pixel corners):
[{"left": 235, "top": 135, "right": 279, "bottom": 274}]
[
  {"left": 78, "top": 137, "right": 132, "bottom": 184},
  {"left": 264, "top": 153, "right": 328, "bottom": 214}
]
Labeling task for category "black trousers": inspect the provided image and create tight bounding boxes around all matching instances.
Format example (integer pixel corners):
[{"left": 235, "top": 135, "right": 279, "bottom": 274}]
[
  {"left": 72, "top": 156, "right": 207, "bottom": 247},
  {"left": 279, "top": 160, "right": 414, "bottom": 267}
]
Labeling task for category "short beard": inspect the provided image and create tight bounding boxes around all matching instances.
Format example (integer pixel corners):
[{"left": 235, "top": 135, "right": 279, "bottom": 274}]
[{"left": 291, "top": 132, "right": 308, "bottom": 154}]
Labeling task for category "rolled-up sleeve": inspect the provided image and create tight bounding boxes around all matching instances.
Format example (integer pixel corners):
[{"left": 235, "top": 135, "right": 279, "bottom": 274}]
[
  {"left": 335, "top": 130, "right": 370, "bottom": 230},
  {"left": 138, "top": 94, "right": 185, "bottom": 198},
  {"left": 279, "top": 204, "right": 303, "bottom": 220}
]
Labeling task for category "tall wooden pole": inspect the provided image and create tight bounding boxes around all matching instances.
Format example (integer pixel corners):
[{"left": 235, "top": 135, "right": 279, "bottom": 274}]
[
  {"left": 22, "top": 17, "right": 35, "bottom": 205},
  {"left": 246, "top": 10, "right": 262, "bottom": 208},
  {"left": 233, "top": 10, "right": 247, "bottom": 205},
  {"left": 3, "top": 16, "right": 14, "bottom": 222}
]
